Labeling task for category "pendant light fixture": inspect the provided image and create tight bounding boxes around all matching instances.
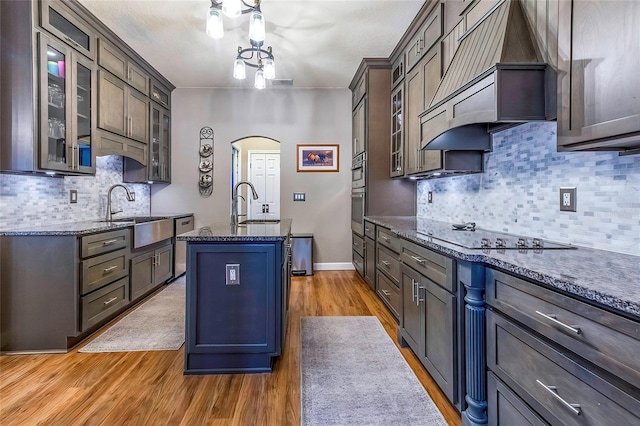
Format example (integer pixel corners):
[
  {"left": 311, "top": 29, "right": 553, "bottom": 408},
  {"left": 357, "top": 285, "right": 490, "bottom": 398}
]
[
  {"left": 206, "top": 0, "right": 276, "bottom": 88},
  {"left": 233, "top": 40, "right": 275, "bottom": 89},
  {"left": 206, "top": 0, "right": 264, "bottom": 40}
]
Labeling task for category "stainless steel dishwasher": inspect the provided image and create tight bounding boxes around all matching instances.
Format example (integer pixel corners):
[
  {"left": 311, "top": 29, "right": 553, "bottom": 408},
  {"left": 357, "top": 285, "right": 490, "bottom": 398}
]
[{"left": 174, "top": 215, "right": 194, "bottom": 278}]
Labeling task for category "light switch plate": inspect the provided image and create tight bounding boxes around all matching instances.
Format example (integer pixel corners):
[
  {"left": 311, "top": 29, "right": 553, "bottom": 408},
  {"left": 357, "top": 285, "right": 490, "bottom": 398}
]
[
  {"left": 226, "top": 264, "right": 240, "bottom": 285},
  {"left": 559, "top": 187, "right": 577, "bottom": 212},
  {"left": 69, "top": 189, "right": 77, "bottom": 204}
]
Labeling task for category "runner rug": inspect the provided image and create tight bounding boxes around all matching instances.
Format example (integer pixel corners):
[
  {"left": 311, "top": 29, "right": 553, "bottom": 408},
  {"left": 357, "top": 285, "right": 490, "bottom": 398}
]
[{"left": 300, "top": 316, "right": 447, "bottom": 425}]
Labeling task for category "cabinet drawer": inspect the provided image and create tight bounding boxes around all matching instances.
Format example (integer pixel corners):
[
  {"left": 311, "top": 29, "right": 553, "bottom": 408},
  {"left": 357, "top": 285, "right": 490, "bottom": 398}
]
[
  {"left": 377, "top": 271, "right": 400, "bottom": 319},
  {"left": 377, "top": 227, "right": 401, "bottom": 253},
  {"left": 81, "top": 277, "right": 129, "bottom": 331},
  {"left": 487, "top": 310, "right": 640, "bottom": 426},
  {"left": 81, "top": 228, "right": 129, "bottom": 258},
  {"left": 364, "top": 221, "right": 376, "bottom": 239},
  {"left": 488, "top": 372, "right": 547, "bottom": 426},
  {"left": 400, "top": 239, "right": 454, "bottom": 292},
  {"left": 486, "top": 268, "right": 640, "bottom": 389},
  {"left": 377, "top": 245, "right": 400, "bottom": 284},
  {"left": 352, "top": 233, "right": 364, "bottom": 257},
  {"left": 80, "top": 249, "right": 129, "bottom": 295},
  {"left": 176, "top": 216, "right": 194, "bottom": 236}
]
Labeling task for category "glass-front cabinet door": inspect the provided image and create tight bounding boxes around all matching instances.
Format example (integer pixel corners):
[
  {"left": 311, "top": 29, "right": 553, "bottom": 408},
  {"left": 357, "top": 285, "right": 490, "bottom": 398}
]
[
  {"left": 390, "top": 84, "right": 404, "bottom": 177},
  {"left": 38, "top": 33, "right": 95, "bottom": 174},
  {"left": 149, "top": 103, "right": 171, "bottom": 183}
]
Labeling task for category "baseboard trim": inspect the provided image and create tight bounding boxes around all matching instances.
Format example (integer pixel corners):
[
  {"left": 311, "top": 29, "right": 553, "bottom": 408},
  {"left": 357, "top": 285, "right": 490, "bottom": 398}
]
[{"left": 313, "top": 262, "right": 355, "bottom": 271}]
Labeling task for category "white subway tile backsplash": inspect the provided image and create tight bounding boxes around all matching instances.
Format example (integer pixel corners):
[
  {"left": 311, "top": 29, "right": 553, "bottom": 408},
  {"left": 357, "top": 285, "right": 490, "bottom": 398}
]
[
  {"left": 0, "top": 156, "right": 150, "bottom": 229},
  {"left": 417, "top": 122, "right": 640, "bottom": 255}
]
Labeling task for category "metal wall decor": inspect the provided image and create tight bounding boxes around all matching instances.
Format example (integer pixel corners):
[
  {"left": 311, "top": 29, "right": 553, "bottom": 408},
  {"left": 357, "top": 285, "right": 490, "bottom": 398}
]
[{"left": 199, "top": 127, "right": 214, "bottom": 197}]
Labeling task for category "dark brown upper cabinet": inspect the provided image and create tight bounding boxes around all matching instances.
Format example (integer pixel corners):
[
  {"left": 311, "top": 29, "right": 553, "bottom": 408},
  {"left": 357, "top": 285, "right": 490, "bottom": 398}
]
[{"left": 557, "top": 0, "right": 640, "bottom": 153}]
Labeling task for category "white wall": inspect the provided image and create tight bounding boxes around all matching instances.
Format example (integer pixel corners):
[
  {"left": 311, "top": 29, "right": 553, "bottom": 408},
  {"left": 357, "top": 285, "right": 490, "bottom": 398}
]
[{"left": 151, "top": 88, "right": 353, "bottom": 264}]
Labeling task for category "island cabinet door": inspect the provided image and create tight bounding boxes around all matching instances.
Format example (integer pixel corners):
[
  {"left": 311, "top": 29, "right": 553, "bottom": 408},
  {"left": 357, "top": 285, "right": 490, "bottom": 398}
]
[{"left": 186, "top": 243, "right": 277, "bottom": 354}]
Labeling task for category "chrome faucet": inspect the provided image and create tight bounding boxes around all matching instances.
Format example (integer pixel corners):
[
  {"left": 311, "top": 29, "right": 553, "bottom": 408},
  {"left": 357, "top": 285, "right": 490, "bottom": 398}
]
[
  {"left": 231, "top": 181, "right": 259, "bottom": 226},
  {"left": 106, "top": 184, "right": 135, "bottom": 221}
]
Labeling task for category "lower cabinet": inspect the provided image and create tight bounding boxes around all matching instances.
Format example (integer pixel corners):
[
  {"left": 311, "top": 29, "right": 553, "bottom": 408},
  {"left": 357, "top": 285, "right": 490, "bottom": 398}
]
[
  {"left": 399, "top": 243, "right": 457, "bottom": 405},
  {"left": 485, "top": 268, "right": 640, "bottom": 425},
  {"left": 130, "top": 241, "right": 173, "bottom": 302},
  {"left": 0, "top": 228, "right": 132, "bottom": 352},
  {"left": 364, "top": 235, "right": 376, "bottom": 290},
  {"left": 184, "top": 240, "right": 288, "bottom": 373}
]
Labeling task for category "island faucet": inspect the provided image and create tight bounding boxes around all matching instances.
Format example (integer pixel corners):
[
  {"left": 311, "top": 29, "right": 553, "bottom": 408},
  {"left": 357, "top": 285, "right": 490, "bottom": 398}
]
[
  {"left": 106, "top": 184, "right": 135, "bottom": 221},
  {"left": 231, "top": 181, "right": 259, "bottom": 226}
]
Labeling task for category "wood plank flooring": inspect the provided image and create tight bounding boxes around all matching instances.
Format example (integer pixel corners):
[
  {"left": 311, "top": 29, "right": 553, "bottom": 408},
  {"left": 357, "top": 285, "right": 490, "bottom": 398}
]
[{"left": 1, "top": 271, "right": 462, "bottom": 425}]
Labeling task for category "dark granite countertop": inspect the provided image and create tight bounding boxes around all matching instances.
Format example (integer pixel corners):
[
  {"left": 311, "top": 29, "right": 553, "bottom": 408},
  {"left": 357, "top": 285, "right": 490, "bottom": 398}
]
[
  {"left": 366, "top": 216, "right": 640, "bottom": 319},
  {"left": 177, "top": 219, "right": 292, "bottom": 242},
  {"left": 0, "top": 213, "right": 194, "bottom": 236}
]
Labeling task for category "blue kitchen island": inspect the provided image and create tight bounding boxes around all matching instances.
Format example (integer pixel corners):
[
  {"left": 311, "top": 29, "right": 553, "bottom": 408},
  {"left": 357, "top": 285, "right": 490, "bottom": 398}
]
[{"left": 177, "top": 220, "right": 292, "bottom": 374}]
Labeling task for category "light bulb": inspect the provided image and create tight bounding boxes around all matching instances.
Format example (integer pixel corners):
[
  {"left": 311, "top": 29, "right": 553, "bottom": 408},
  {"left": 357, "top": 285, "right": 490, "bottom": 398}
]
[
  {"left": 263, "top": 58, "right": 275, "bottom": 79},
  {"left": 206, "top": 8, "right": 224, "bottom": 39},
  {"left": 233, "top": 59, "right": 246, "bottom": 80},
  {"left": 222, "top": 0, "right": 242, "bottom": 18},
  {"left": 254, "top": 69, "right": 266, "bottom": 89},
  {"left": 248, "top": 11, "right": 265, "bottom": 42}
]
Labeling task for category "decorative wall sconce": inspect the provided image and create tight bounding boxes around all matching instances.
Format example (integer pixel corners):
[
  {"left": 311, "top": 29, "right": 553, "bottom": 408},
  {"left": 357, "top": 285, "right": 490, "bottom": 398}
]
[{"left": 199, "top": 127, "right": 214, "bottom": 197}]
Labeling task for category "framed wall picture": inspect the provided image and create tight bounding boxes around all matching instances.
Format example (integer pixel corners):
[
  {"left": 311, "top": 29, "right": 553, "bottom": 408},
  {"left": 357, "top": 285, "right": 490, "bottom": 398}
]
[{"left": 296, "top": 144, "right": 340, "bottom": 172}]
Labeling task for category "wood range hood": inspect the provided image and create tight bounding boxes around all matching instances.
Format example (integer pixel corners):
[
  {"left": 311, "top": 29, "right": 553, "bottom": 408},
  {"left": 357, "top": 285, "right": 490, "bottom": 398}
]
[{"left": 419, "top": 0, "right": 556, "bottom": 152}]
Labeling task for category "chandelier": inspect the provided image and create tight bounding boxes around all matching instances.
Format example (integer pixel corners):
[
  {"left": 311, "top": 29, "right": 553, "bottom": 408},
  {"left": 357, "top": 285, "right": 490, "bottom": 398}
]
[{"left": 206, "top": 0, "right": 275, "bottom": 89}]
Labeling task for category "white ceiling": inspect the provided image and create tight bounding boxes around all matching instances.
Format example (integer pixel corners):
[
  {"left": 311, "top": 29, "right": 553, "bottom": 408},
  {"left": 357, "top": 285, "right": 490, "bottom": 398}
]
[{"left": 78, "top": 0, "right": 425, "bottom": 89}]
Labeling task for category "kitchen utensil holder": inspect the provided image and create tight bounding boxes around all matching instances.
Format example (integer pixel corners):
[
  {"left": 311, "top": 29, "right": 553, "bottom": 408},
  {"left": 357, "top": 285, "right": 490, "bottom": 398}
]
[{"left": 199, "top": 126, "right": 214, "bottom": 197}]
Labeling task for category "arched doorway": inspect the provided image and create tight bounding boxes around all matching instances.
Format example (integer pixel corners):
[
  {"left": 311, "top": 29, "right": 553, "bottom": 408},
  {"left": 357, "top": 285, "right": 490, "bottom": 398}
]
[{"left": 231, "top": 137, "right": 281, "bottom": 221}]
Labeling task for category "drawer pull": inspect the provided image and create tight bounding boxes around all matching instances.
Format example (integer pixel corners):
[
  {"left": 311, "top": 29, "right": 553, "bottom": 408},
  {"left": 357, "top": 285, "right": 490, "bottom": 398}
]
[
  {"left": 536, "top": 380, "right": 582, "bottom": 415},
  {"left": 381, "top": 236, "right": 390, "bottom": 242},
  {"left": 103, "top": 265, "right": 118, "bottom": 273},
  {"left": 102, "top": 239, "right": 119, "bottom": 246},
  {"left": 381, "top": 260, "right": 391, "bottom": 268},
  {"left": 410, "top": 255, "right": 426, "bottom": 265},
  {"left": 535, "top": 311, "right": 581, "bottom": 334},
  {"left": 181, "top": 220, "right": 191, "bottom": 226},
  {"left": 103, "top": 297, "right": 118, "bottom": 306},
  {"left": 381, "top": 289, "right": 391, "bottom": 297}
]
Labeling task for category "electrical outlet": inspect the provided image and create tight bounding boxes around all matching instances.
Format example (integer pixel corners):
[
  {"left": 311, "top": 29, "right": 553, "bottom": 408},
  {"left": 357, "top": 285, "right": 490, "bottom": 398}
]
[
  {"left": 69, "top": 189, "right": 77, "bottom": 204},
  {"left": 428, "top": 191, "right": 433, "bottom": 203},
  {"left": 130, "top": 192, "right": 135, "bottom": 201},
  {"left": 226, "top": 264, "right": 240, "bottom": 285},
  {"left": 559, "top": 187, "right": 576, "bottom": 212},
  {"left": 293, "top": 192, "right": 306, "bottom": 201}
]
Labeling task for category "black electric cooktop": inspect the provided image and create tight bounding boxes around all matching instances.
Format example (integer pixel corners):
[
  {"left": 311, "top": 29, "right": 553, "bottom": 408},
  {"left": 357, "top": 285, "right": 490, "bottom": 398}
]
[{"left": 416, "top": 222, "right": 575, "bottom": 250}]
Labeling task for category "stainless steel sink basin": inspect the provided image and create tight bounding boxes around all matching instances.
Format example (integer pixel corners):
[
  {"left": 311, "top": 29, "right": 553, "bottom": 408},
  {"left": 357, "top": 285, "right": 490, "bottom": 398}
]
[
  {"left": 101, "top": 217, "right": 174, "bottom": 248},
  {"left": 238, "top": 219, "right": 281, "bottom": 224}
]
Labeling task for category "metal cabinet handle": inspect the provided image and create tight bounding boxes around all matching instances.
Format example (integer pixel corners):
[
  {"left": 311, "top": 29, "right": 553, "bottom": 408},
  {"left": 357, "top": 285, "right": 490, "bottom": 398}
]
[
  {"left": 381, "top": 260, "right": 391, "bottom": 268},
  {"left": 417, "top": 285, "right": 424, "bottom": 304},
  {"left": 181, "top": 220, "right": 191, "bottom": 226},
  {"left": 381, "top": 289, "right": 391, "bottom": 297},
  {"left": 103, "top": 297, "right": 118, "bottom": 306},
  {"left": 536, "top": 380, "right": 581, "bottom": 415},
  {"left": 102, "top": 239, "right": 119, "bottom": 246},
  {"left": 103, "top": 265, "right": 118, "bottom": 273},
  {"left": 64, "top": 36, "right": 81, "bottom": 49},
  {"left": 411, "top": 279, "right": 416, "bottom": 302},
  {"left": 410, "top": 255, "right": 426, "bottom": 265},
  {"left": 535, "top": 311, "right": 581, "bottom": 334}
]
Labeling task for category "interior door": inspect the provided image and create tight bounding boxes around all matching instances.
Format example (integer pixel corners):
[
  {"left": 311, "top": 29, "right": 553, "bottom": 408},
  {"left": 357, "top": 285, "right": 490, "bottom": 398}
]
[{"left": 249, "top": 151, "right": 280, "bottom": 221}]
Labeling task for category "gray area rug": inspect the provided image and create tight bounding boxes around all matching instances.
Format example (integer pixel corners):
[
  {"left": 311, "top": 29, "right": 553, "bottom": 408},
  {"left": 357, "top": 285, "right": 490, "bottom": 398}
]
[
  {"left": 79, "top": 277, "right": 185, "bottom": 352},
  {"left": 301, "top": 316, "right": 448, "bottom": 426}
]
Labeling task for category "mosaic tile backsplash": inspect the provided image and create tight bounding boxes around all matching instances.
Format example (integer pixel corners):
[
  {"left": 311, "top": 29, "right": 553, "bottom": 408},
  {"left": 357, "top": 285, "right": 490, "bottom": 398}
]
[
  {"left": 0, "top": 156, "right": 150, "bottom": 229},
  {"left": 417, "top": 122, "right": 640, "bottom": 256}
]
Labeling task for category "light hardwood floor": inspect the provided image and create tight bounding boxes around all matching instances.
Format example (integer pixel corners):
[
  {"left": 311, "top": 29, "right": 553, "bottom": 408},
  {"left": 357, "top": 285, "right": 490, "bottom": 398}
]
[{"left": 0, "top": 271, "right": 462, "bottom": 425}]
